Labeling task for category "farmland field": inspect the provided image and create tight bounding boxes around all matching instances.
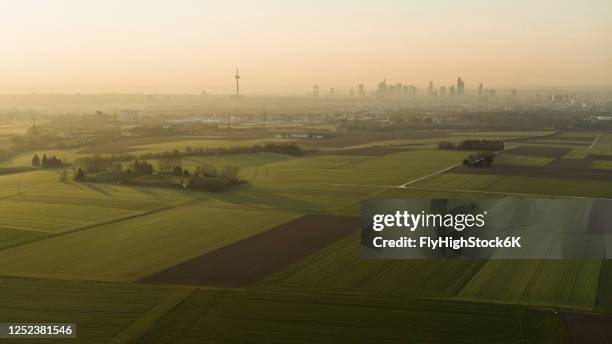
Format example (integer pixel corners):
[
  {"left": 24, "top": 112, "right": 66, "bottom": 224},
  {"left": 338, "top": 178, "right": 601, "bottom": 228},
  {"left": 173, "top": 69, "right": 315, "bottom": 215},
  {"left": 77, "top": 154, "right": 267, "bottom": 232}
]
[
  {"left": 1, "top": 127, "right": 611, "bottom": 342},
  {"left": 141, "top": 214, "right": 361, "bottom": 287},
  {"left": 0, "top": 205, "right": 298, "bottom": 281},
  {"left": 0, "top": 276, "right": 188, "bottom": 344},
  {"left": 135, "top": 288, "right": 565, "bottom": 344}
]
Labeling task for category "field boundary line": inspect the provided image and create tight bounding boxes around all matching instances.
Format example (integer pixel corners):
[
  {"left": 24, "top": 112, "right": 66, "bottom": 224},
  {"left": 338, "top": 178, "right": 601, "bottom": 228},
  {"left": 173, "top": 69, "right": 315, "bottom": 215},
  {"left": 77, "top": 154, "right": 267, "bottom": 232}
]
[
  {"left": 589, "top": 134, "right": 602, "bottom": 150},
  {"left": 296, "top": 182, "right": 396, "bottom": 188},
  {"left": 0, "top": 225, "right": 56, "bottom": 235},
  {"left": 402, "top": 185, "right": 612, "bottom": 201},
  {"left": 108, "top": 288, "right": 193, "bottom": 344},
  {"left": 0, "top": 196, "right": 207, "bottom": 252},
  {"left": 398, "top": 164, "right": 459, "bottom": 188}
]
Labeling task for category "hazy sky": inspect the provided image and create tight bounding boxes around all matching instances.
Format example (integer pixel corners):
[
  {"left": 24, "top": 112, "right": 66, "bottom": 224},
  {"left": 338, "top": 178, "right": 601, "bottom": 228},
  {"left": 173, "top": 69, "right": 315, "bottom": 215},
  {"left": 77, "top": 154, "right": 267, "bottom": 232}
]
[{"left": 1, "top": 0, "right": 611, "bottom": 94}]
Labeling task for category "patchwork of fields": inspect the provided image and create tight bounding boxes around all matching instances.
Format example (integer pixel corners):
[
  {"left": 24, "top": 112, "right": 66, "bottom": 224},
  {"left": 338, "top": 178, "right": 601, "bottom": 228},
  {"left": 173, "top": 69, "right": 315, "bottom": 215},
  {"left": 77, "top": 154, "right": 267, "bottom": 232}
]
[{"left": 0, "top": 129, "right": 611, "bottom": 342}]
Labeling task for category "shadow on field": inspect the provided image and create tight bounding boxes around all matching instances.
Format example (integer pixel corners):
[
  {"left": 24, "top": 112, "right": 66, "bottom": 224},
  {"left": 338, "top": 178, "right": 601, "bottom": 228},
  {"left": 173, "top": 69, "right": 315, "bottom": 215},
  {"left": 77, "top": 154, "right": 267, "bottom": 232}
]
[
  {"left": 139, "top": 214, "right": 361, "bottom": 287},
  {"left": 203, "top": 184, "right": 322, "bottom": 212},
  {"left": 79, "top": 182, "right": 114, "bottom": 197}
]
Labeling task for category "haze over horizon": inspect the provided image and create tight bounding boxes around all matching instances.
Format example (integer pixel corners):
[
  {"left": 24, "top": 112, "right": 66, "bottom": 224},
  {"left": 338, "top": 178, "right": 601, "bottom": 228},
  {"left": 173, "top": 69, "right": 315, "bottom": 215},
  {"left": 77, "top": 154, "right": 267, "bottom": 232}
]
[{"left": 1, "top": 0, "right": 611, "bottom": 94}]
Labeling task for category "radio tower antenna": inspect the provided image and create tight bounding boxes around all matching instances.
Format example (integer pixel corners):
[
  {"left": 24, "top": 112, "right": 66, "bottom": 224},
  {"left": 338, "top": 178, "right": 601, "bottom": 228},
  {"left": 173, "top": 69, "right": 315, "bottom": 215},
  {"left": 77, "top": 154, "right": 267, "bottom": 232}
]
[{"left": 234, "top": 68, "right": 240, "bottom": 97}]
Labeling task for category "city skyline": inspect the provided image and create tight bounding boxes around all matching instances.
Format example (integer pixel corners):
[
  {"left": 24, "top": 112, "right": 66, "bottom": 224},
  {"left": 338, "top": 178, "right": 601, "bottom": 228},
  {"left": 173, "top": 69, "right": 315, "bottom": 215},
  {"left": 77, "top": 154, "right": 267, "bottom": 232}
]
[{"left": 1, "top": 0, "right": 611, "bottom": 94}]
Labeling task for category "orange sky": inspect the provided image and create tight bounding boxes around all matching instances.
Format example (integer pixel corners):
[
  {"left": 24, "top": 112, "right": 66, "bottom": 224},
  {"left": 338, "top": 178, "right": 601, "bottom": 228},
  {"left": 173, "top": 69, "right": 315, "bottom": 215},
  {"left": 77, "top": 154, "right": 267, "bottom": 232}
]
[{"left": 1, "top": 1, "right": 611, "bottom": 94}]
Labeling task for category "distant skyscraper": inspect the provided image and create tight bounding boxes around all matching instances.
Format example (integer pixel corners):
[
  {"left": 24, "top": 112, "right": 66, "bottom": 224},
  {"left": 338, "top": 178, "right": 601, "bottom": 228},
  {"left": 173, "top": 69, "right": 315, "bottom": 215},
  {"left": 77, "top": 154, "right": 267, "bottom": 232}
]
[
  {"left": 313, "top": 85, "right": 319, "bottom": 97},
  {"left": 478, "top": 82, "right": 483, "bottom": 96},
  {"left": 449, "top": 85, "right": 456, "bottom": 97},
  {"left": 330, "top": 88, "right": 335, "bottom": 96},
  {"left": 358, "top": 84, "right": 365, "bottom": 96},
  {"left": 428, "top": 81, "right": 434, "bottom": 95},
  {"left": 440, "top": 86, "right": 446, "bottom": 97},
  {"left": 456, "top": 77, "right": 465, "bottom": 95},
  {"left": 234, "top": 68, "right": 240, "bottom": 97},
  {"left": 377, "top": 78, "right": 388, "bottom": 95},
  {"left": 512, "top": 89, "right": 517, "bottom": 97}
]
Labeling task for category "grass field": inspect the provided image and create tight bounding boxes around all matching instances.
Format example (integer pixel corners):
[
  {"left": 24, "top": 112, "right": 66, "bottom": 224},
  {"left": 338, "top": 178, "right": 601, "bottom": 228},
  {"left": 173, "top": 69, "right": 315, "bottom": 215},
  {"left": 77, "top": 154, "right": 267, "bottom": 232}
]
[
  {"left": 0, "top": 200, "right": 141, "bottom": 233},
  {"left": 257, "top": 232, "right": 485, "bottom": 297},
  {"left": 135, "top": 288, "right": 565, "bottom": 344},
  {"left": 0, "top": 276, "right": 187, "bottom": 344},
  {"left": 457, "top": 260, "right": 601, "bottom": 310},
  {"left": 411, "top": 173, "right": 612, "bottom": 199},
  {"left": 0, "top": 205, "right": 298, "bottom": 281}
]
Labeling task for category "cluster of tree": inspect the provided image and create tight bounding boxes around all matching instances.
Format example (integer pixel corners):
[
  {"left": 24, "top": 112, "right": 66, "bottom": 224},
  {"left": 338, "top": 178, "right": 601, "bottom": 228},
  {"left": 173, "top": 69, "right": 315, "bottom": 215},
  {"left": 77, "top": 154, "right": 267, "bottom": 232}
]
[
  {"left": 73, "top": 157, "right": 243, "bottom": 192},
  {"left": 110, "top": 160, "right": 155, "bottom": 181},
  {"left": 462, "top": 152, "right": 495, "bottom": 168},
  {"left": 157, "top": 153, "right": 183, "bottom": 175},
  {"left": 176, "top": 143, "right": 305, "bottom": 158},
  {"left": 74, "top": 160, "right": 155, "bottom": 183},
  {"left": 186, "top": 165, "right": 244, "bottom": 192},
  {"left": 438, "top": 140, "right": 504, "bottom": 151},
  {"left": 74, "top": 167, "right": 86, "bottom": 181},
  {"left": 32, "top": 154, "right": 63, "bottom": 168},
  {"left": 75, "top": 143, "right": 305, "bottom": 173}
]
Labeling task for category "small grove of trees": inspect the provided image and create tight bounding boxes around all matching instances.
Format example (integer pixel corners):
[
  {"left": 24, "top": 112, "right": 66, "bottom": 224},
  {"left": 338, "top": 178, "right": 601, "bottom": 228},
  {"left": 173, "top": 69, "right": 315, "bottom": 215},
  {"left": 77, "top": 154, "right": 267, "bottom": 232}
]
[
  {"left": 73, "top": 160, "right": 154, "bottom": 183},
  {"left": 72, "top": 156, "right": 243, "bottom": 192},
  {"left": 74, "top": 167, "right": 86, "bottom": 181},
  {"left": 32, "top": 154, "right": 63, "bottom": 168},
  {"left": 186, "top": 165, "right": 244, "bottom": 192},
  {"left": 112, "top": 160, "right": 155, "bottom": 182},
  {"left": 157, "top": 151, "right": 182, "bottom": 175},
  {"left": 439, "top": 140, "right": 504, "bottom": 151},
  {"left": 463, "top": 152, "right": 495, "bottom": 168}
]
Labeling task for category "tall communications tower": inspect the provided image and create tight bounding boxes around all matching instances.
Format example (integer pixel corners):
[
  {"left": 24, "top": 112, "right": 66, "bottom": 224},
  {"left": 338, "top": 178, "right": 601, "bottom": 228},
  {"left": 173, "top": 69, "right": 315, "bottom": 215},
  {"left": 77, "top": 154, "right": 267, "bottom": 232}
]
[{"left": 234, "top": 68, "right": 240, "bottom": 97}]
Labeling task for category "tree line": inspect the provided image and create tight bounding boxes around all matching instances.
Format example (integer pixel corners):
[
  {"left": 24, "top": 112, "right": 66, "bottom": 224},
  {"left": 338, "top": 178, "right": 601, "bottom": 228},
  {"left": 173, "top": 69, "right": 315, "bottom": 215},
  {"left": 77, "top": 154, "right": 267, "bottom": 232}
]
[
  {"left": 31, "top": 154, "right": 64, "bottom": 168},
  {"left": 75, "top": 142, "right": 304, "bottom": 173}
]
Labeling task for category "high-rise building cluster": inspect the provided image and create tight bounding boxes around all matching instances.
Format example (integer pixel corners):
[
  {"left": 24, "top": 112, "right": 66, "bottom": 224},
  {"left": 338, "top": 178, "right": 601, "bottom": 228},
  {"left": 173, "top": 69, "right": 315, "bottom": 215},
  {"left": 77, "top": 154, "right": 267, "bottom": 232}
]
[{"left": 305, "top": 75, "right": 506, "bottom": 98}]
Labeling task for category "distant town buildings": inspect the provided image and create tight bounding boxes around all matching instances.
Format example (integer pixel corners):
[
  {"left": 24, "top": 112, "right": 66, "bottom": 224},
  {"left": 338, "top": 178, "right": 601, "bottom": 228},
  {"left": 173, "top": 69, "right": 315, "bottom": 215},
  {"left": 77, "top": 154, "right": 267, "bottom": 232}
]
[
  {"left": 313, "top": 85, "right": 319, "bottom": 97},
  {"left": 358, "top": 84, "right": 365, "bottom": 96}
]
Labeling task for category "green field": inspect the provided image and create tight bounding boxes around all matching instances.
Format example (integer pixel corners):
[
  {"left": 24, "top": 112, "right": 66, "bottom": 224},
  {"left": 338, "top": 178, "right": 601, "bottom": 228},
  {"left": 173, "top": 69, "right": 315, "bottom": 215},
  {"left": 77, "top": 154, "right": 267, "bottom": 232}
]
[
  {"left": 0, "top": 205, "right": 298, "bottom": 281},
  {"left": 135, "top": 289, "right": 564, "bottom": 344},
  {"left": 0, "top": 276, "right": 188, "bottom": 344}
]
